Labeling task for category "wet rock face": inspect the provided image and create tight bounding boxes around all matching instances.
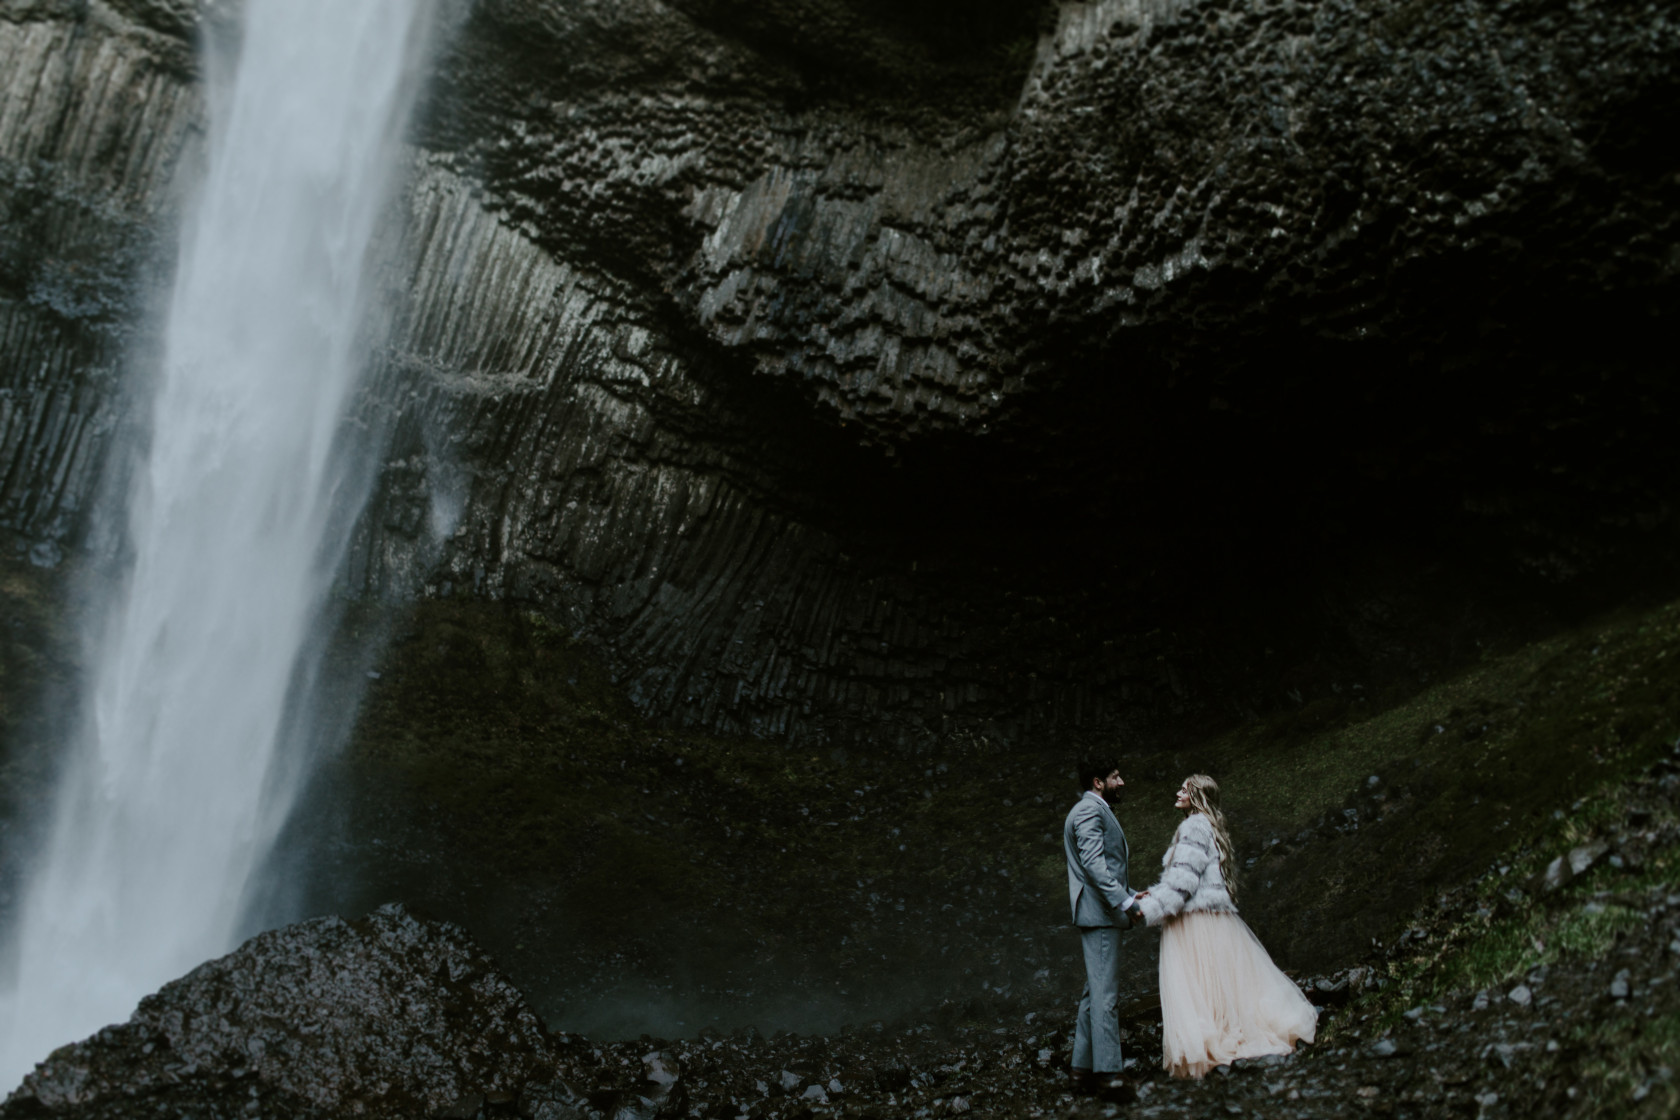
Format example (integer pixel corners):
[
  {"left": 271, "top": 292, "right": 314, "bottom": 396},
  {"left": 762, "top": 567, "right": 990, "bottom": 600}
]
[
  {"left": 4, "top": 0, "right": 1679, "bottom": 744},
  {"left": 0, "top": 1, "right": 200, "bottom": 551},
  {"left": 363, "top": 0, "right": 1680, "bottom": 744},
  {"left": 443, "top": 0, "right": 1680, "bottom": 432},
  {"left": 2, "top": 904, "right": 556, "bottom": 1119}
]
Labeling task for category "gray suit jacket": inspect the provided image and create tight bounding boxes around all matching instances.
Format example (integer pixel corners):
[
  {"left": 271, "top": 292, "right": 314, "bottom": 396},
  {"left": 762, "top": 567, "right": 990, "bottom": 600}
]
[{"left": 1064, "top": 791, "right": 1134, "bottom": 927}]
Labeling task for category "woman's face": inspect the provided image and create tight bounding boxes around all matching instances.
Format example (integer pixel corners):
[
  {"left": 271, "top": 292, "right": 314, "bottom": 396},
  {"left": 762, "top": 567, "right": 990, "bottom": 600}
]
[{"left": 1174, "top": 782, "right": 1192, "bottom": 810}]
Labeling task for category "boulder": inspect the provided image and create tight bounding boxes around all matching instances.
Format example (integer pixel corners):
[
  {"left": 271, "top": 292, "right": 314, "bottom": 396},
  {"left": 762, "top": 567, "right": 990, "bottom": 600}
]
[{"left": 2, "top": 904, "right": 558, "bottom": 1119}]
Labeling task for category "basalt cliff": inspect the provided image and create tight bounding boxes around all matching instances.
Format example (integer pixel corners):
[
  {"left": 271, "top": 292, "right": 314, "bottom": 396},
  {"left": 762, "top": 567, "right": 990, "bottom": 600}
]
[{"left": 2, "top": 0, "right": 1677, "bottom": 746}]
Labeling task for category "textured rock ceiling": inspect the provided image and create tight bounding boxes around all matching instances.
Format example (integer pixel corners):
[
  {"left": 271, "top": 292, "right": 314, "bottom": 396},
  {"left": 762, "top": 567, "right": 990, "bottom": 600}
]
[
  {"left": 435, "top": 0, "right": 1679, "bottom": 437},
  {"left": 2, "top": 0, "right": 1677, "bottom": 745}
]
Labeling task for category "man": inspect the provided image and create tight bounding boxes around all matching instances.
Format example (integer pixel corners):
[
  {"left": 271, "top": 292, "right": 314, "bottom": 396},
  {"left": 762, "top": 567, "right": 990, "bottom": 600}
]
[{"left": 1063, "top": 755, "right": 1138, "bottom": 1098}]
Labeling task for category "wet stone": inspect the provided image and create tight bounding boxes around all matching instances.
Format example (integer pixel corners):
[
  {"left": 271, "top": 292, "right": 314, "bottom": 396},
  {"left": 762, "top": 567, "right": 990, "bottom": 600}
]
[
  {"left": 1568, "top": 842, "right": 1609, "bottom": 877},
  {"left": 439, "top": 1092, "right": 484, "bottom": 1119}
]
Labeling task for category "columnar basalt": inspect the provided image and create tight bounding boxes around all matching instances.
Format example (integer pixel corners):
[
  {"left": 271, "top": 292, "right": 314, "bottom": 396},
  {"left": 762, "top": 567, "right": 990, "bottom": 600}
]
[
  {"left": 0, "top": 3, "right": 201, "bottom": 557},
  {"left": 3, "top": 0, "right": 1677, "bottom": 746},
  {"left": 441, "top": 0, "right": 1680, "bottom": 434}
]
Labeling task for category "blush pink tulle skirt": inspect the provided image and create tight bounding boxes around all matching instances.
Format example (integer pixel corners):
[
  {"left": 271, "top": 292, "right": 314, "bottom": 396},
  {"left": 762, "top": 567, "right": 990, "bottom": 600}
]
[{"left": 1157, "top": 910, "right": 1318, "bottom": 1078}]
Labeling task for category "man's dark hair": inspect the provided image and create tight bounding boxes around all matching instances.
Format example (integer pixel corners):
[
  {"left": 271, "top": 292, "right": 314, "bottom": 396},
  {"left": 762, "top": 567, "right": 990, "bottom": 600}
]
[{"left": 1077, "top": 755, "right": 1123, "bottom": 793}]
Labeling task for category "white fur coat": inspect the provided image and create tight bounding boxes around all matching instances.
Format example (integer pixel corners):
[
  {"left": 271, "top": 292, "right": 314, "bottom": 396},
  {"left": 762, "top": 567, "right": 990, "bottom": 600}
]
[{"left": 1135, "top": 812, "right": 1237, "bottom": 926}]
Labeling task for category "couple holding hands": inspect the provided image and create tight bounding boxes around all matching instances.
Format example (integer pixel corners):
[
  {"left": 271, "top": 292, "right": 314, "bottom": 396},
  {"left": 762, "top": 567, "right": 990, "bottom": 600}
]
[{"left": 1062, "top": 758, "right": 1317, "bottom": 1093}]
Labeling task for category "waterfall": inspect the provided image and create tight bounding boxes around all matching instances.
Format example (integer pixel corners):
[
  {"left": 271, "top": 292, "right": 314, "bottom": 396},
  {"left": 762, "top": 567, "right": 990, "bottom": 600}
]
[{"left": 0, "top": 0, "right": 430, "bottom": 1085}]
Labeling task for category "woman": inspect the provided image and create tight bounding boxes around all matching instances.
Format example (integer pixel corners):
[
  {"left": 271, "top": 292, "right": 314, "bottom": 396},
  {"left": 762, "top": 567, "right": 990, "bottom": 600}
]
[{"left": 1132, "top": 774, "right": 1317, "bottom": 1078}]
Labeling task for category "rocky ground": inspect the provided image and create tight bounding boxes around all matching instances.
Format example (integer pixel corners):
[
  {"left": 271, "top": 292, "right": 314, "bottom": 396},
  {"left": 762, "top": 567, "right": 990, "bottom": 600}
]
[
  {"left": 8, "top": 746, "right": 1677, "bottom": 1120},
  {"left": 430, "top": 745, "right": 1680, "bottom": 1120}
]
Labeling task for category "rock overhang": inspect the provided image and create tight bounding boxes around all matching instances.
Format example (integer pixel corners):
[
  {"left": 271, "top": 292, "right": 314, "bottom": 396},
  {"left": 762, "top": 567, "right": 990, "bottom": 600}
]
[{"left": 3, "top": 0, "right": 1678, "bottom": 743}]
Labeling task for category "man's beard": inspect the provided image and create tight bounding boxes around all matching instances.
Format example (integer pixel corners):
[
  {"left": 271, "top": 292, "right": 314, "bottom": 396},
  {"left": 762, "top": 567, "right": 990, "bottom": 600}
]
[{"left": 1102, "top": 786, "right": 1125, "bottom": 806}]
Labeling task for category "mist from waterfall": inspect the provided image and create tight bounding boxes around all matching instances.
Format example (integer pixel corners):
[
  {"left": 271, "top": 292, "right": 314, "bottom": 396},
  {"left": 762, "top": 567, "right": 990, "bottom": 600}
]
[{"left": 0, "top": 0, "right": 430, "bottom": 1086}]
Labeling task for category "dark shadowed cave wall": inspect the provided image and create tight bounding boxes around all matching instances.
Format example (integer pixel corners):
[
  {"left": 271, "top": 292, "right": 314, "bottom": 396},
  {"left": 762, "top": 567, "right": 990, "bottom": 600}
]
[{"left": 2, "top": 0, "right": 1678, "bottom": 752}]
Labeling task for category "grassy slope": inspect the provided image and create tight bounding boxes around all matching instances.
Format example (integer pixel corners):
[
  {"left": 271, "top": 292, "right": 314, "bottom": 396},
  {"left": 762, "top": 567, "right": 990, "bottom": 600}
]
[
  {"left": 1303, "top": 759, "right": 1680, "bottom": 1119},
  {"left": 1204, "top": 596, "right": 1680, "bottom": 970},
  {"left": 325, "top": 589, "right": 1680, "bottom": 1033}
]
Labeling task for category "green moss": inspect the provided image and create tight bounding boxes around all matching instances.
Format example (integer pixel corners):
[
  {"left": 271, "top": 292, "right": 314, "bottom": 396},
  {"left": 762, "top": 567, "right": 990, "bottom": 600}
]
[
  {"left": 1313, "top": 754, "right": 1679, "bottom": 1059},
  {"left": 1391, "top": 897, "right": 1644, "bottom": 1006},
  {"left": 1164, "top": 595, "right": 1680, "bottom": 969},
  {"left": 1552, "top": 904, "right": 1647, "bottom": 958},
  {"left": 1571, "top": 1010, "right": 1680, "bottom": 1118}
]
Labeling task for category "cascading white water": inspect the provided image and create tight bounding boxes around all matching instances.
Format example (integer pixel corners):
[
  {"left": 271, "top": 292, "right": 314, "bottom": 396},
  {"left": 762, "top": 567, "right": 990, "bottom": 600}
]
[{"left": 0, "top": 0, "right": 430, "bottom": 1085}]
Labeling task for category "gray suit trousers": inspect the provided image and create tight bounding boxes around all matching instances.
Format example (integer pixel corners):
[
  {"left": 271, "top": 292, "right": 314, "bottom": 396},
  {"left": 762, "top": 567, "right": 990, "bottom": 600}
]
[{"left": 1072, "top": 925, "right": 1123, "bottom": 1073}]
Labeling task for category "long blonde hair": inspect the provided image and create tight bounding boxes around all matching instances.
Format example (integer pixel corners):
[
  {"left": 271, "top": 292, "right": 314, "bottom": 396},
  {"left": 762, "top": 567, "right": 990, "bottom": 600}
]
[{"left": 1182, "top": 774, "right": 1237, "bottom": 902}]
